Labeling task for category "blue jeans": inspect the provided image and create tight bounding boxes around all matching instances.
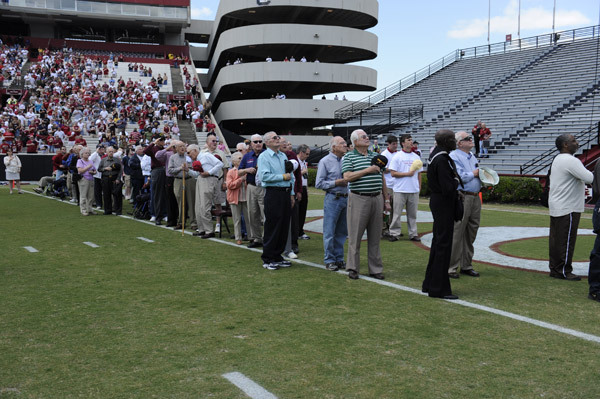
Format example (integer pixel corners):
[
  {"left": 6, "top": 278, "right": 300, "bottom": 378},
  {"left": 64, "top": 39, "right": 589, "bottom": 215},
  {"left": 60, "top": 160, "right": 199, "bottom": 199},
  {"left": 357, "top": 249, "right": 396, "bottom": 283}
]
[{"left": 323, "top": 193, "right": 348, "bottom": 264}]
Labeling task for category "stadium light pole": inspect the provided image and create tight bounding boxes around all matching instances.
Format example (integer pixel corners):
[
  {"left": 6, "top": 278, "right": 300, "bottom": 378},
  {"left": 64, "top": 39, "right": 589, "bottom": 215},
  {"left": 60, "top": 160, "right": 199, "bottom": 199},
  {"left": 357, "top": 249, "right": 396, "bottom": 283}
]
[
  {"left": 487, "top": 0, "right": 491, "bottom": 46},
  {"left": 518, "top": 0, "right": 521, "bottom": 40},
  {"left": 552, "top": 0, "right": 556, "bottom": 34}
]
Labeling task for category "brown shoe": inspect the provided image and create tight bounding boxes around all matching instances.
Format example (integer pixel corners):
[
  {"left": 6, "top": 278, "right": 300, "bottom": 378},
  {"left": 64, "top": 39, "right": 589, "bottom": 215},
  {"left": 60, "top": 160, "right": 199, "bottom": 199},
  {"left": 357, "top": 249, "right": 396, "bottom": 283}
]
[
  {"left": 448, "top": 272, "right": 460, "bottom": 279},
  {"left": 369, "top": 273, "right": 385, "bottom": 280},
  {"left": 348, "top": 270, "right": 359, "bottom": 280}
]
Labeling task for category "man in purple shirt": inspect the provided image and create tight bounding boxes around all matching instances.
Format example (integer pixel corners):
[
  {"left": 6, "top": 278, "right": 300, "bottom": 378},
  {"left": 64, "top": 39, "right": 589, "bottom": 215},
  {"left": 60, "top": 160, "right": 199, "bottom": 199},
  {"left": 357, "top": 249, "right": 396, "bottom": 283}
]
[{"left": 238, "top": 134, "right": 265, "bottom": 248}]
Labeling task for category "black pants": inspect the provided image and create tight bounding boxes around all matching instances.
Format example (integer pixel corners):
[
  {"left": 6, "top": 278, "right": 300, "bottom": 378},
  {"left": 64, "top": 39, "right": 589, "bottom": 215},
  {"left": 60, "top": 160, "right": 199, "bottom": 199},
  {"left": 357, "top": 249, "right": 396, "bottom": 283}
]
[
  {"left": 131, "top": 177, "right": 144, "bottom": 207},
  {"left": 166, "top": 176, "right": 179, "bottom": 226},
  {"left": 101, "top": 177, "right": 123, "bottom": 215},
  {"left": 549, "top": 212, "right": 581, "bottom": 277},
  {"left": 262, "top": 187, "right": 292, "bottom": 264},
  {"left": 474, "top": 135, "right": 480, "bottom": 155},
  {"left": 298, "top": 186, "right": 308, "bottom": 236},
  {"left": 422, "top": 193, "right": 454, "bottom": 297},
  {"left": 590, "top": 202, "right": 600, "bottom": 294},
  {"left": 151, "top": 167, "right": 166, "bottom": 219},
  {"left": 94, "top": 177, "right": 103, "bottom": 207}
]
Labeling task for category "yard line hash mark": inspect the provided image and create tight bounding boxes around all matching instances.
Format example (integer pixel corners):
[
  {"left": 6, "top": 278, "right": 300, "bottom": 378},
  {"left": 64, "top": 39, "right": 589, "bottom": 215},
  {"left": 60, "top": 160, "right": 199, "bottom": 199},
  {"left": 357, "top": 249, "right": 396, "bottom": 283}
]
[
  {"left": 83, "top": 242, "right": 100, "bottom": 248},
  {"left": 137, "top": 237, "right": 154, "bottom": 243},
  {"left": 222, "top": 372, "right": 278, "bottom": 399},
  {"left": 23, "top": 246, "right": 39, "bottom": 253}
]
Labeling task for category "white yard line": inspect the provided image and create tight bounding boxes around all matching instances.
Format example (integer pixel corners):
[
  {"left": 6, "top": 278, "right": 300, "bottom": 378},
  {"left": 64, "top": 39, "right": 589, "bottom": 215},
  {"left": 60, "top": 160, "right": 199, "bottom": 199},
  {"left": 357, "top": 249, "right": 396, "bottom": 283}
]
[
  {"left": 137, "top": 237, "right": 155, "bottom": 243},
  {"left": 24, "top": 189, "right": 600, "bottom": 344},
  {"left": 222, "top": 372, "right": 278, "bottom": 399},
  {"left": 23, "top": 246, "right": 39, "bottom": 253},
  {"left": 83, "top": 242, "right": 100, "bottom": 248}
]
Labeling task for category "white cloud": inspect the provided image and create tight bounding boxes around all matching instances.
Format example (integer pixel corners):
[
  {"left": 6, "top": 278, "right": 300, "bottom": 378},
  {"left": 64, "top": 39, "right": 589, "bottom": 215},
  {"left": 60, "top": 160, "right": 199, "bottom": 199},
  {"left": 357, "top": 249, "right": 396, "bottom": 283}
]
[
  {"left": 447, "top": 0, "right": 591, "bottom": 39},
  {"left": 191, "top": 6, "right": 213, "bottom": 18}
]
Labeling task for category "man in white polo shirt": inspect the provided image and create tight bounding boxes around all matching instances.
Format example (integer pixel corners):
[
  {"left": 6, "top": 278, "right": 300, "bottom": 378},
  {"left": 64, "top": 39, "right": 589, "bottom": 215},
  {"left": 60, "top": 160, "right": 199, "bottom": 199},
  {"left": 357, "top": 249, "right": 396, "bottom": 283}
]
[
  {"left": 388, "top": 134, "right": 423, "bottom": 242},
  {"left": 380, "top": 135, "right": 398, "bottom": 237}
]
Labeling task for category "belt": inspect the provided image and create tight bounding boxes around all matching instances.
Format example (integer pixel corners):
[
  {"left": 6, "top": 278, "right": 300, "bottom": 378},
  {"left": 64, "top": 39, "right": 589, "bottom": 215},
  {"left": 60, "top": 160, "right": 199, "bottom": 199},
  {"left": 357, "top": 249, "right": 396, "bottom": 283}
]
[
  {"left": 461, "top": 191, "right": 480, "bottom": 196},
  {"left": 350, "top": 191, "right": 381, "bottom": 197},
  {"left": 327, "top": 191, "right": 348, "bottom": 198},
  {"left": 267, "top": 186, "right": 291, "bottom": 192}
]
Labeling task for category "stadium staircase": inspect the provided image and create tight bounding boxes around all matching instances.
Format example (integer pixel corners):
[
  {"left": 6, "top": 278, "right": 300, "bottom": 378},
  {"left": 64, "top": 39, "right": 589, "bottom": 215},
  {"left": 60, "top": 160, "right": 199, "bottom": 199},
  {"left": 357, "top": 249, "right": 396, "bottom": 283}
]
[
  {"left": 169, "top": 69, "right": 197, "bottom": 145},
  {"left": 336, "top": 25, "right": 600, "bottom": 174}
]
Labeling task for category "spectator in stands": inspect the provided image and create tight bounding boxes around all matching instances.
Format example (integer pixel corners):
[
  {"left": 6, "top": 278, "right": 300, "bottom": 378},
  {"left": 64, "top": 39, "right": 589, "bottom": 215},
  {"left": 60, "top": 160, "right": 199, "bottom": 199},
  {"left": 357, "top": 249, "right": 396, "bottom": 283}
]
[
  {"left": 342, "top": 129, "right": 390, "bottom": 280},
  {"left": 226, "top": 152, "right": 248, "bottom": 245},
  {"left": 388, "top": 134, "right": 423, "bottom": 242},
  {"left": 548, "top": 134, "right": 593, "bottom": 281},
  {"left": 479, "top": 122, "right": 491, "bottom": 158},
  {"left": 99, "top": 146, "right": 123, "bottom": 216},
  {"left": 316, "top": 136, "right": 349, "bottom": 271},
  {"left": 3, "top": 148, "right": 22, "bottom": 194},
  {"left": 448, "top": 131, "right": 481, "bottom": 279},
  {"left": 422, "top": 129, "right": 460, "bottom": 300},
  {"left": 76, "top": 147, "right": 97, "bottom": 216},
  {"left": 239, "top": 134, "right": 265, "bottom": 248}
]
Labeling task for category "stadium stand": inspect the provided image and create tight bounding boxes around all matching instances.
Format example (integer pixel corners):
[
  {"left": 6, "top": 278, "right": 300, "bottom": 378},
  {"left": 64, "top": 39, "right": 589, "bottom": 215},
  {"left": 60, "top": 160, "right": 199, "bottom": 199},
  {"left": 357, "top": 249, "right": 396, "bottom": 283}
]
[{"left": 336, "top": 26, "right": 600, "bottom": 174}]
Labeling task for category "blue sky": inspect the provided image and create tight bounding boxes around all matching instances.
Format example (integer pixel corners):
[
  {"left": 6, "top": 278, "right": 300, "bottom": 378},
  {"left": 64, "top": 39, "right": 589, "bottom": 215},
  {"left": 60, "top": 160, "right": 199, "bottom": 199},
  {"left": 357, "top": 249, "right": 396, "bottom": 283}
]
[{"left": 190, "top": 0, "right": 598, "bottom": 99}]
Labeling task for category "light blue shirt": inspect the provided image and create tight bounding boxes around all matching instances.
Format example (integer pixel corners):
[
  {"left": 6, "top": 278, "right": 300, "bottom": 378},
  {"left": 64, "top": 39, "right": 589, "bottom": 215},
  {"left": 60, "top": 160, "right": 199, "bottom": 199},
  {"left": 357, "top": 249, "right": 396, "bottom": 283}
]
[
  {"left": 257, "top": 148, "right": 295, "bottom": 195},
  {"left": 450, "top": 149, "right": 481, "bottom": 193},
  {"left": 315, "top": 152, "right": 348, "bottom": 194}
]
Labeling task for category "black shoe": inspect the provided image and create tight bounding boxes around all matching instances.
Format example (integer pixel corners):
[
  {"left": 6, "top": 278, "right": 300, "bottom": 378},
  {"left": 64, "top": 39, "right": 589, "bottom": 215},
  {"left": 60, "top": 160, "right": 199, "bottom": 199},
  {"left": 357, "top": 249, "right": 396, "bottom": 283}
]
[
  {"left": 550, "top": 272, "right": 581, "bottom": 281},
  {"left": 335, "top": 260, "right": 346, "bottom": 270},
  {"left": 443, "top": 295, "right": 459, "bottom": 300},
  {"left": 589, "top": 292, "right": 600, "bottom": 302},
  {"left": 388, "top": 236, "right": 399, "bottom": 242},
  {"left": 104, "top": 212, "right": 113, "bottom": 216},
  {"left": 201, "top": 232, "right": 215, "bottom": 239},
  {"left": 369, "top": 273, "right": 385, "bottom": 280},
  {"left": 460, "top": 269, "right": 480, "bottom": 277},
  {"left": 276, "top": 260, "right": 291, "bottom": 268},
  {"left": 348, "top": 270, "right": 359, "bottom": 280},
  {"left": 174, "top": 225, "right": 183, "bottom": 230},
  {"left": 326, "top": 263, "right": 339, "bottom": 271},
  {"left": 247, "top": 241, "right": 262, "bottom": 248},
  {"left": 409, "top": 236, "right": 421, "bottom": 242},
  {"left": 242, "top": 235, "right": 250, "bottom": 241},
  {"left": 155, "top": 219, "right": 162, "bottom": 225},
  {"left": 292, "top": 247, "right": 299, "bottom": 254},
  {"left": 192, "top": 231, "right": 204, "bottom": 237},
  {"left": 448, "top": 272, "right": 460, "bottom": 279}
]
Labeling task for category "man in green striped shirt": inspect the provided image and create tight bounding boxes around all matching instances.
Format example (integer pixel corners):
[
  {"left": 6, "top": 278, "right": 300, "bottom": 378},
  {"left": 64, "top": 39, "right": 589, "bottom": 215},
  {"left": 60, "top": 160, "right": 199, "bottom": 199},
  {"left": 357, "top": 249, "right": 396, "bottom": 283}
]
[{"left": 342, "top": 129, "right": 391, "bottom": 280}]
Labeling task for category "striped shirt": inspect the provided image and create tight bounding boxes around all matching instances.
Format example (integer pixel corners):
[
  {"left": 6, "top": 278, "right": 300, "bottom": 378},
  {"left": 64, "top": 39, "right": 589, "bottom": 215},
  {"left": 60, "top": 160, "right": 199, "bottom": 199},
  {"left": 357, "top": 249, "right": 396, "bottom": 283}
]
[{"left": 341, "top": 149, "right": 383, "bottom": 193}]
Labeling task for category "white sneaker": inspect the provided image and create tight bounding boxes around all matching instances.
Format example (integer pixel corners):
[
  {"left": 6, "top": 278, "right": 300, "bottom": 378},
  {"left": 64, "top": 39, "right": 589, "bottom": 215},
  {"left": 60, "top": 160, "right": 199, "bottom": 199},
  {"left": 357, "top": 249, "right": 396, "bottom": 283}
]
[
  {"left": 69, "top": 198, "right": 77, "bottom": 203},
  {"left": 263, "top": 263, "right": 279, "bottom": 271},
  {"left": 150, "top": 216, "right": 156, "bottom": 222},
  {"left": 286, "top": 251, "right": 298, "bottom": 259},
  {"left": 215, "top": 223, "right": 221, "bottom": 233}
]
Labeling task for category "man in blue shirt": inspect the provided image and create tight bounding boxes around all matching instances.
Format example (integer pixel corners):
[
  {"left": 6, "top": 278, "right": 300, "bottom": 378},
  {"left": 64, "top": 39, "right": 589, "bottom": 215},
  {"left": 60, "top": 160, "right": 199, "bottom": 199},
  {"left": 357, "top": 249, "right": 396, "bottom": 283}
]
[
  {"left": 449, "top": 131, "right": 482, "bottom": 279},
  {"left": 238, "top": 134, "right": 265, "bottom": 248},
  {"left": 316, "top": 136, "right": 349, "bottom": 271},
  {"left": 257, "top": 131, "right": 295, "bottom": 270}
]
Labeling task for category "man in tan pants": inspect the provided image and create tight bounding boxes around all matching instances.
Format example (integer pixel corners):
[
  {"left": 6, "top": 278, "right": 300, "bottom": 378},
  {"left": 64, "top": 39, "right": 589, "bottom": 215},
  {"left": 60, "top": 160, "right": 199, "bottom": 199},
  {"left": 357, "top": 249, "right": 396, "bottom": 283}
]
[
  {"left": 238, "top": 134, "right": 265, "bottom": 248},
  {"left": 342, "top": 129, "right": 391, "bottom": 280}
]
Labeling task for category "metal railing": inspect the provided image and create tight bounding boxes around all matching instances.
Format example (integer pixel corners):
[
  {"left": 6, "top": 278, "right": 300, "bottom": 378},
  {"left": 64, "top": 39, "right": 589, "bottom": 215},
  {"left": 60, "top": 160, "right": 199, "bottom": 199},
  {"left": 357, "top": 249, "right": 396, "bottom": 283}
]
[
  {"left": 336, "top": 24, "right": 600, "bottom": 121},
  {"left": 520, "top": 123, "right": 600, "bottom": 175}
]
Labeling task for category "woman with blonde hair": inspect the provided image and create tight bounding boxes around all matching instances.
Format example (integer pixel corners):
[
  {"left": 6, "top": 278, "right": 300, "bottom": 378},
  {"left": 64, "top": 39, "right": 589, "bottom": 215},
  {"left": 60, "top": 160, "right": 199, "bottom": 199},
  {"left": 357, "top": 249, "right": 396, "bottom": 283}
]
[
  {"left": 226, "top": 152, "right": 248, "bottom": 245},
  {"left": 4, "top": 148, "right": 22, "bottom": 194},
  {"left": 76, "top": 147, "right": 97, "bottom": 215}
]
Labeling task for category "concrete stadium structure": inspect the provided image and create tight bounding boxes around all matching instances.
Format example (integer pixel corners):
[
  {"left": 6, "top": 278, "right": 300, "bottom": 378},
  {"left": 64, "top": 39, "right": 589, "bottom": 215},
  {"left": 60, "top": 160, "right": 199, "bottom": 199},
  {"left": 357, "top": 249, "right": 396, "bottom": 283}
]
[{"left": 1, "top": 0, "right": 379, "bottom": 135}]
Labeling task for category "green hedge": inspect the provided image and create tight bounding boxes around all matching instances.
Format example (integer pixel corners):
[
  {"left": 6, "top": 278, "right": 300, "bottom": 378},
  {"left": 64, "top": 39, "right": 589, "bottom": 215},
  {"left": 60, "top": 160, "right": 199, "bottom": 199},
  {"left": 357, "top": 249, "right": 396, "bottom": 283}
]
[
  {"left": 419, "top": 174, "right": 542, "bottom": 204},
  {"left": 308, "top": 168, "right": 317, "bottom": 187}
]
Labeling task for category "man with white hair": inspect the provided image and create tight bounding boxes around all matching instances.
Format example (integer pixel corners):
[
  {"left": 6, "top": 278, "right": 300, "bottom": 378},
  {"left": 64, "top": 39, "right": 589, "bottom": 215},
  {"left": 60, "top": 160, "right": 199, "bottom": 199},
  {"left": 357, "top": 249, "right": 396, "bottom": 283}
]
[
  {"left": 342, "top": 129, "right": 391, "bottom": 280},
  {"left": 238, "top": 134, "right": 265, "bottom": 248},
  {"left": 316, "top": 136, "right": 349, "bottom": 270},
  {"left": 448, "top": 131, "right": 482, "bottom": 279},
  {"left": 194, "top": 145, "right": 224, "bottom": 238},
  {"left": 236, "top": 142, "right": 249, "bottom": 154},
  {"left": 257, "top": 132, "right": 295, "bottom": 270}
]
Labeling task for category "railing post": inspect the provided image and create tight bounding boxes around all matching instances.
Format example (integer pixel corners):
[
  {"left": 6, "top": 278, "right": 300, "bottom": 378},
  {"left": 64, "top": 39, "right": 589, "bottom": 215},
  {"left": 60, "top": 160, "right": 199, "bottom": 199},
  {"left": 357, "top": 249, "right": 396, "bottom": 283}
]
[
  {"left": 360, "top": 110, "right": 363, "bottom": 126},
  {"left": 389, "top": 107, "right": 392, "bottom": 125}
]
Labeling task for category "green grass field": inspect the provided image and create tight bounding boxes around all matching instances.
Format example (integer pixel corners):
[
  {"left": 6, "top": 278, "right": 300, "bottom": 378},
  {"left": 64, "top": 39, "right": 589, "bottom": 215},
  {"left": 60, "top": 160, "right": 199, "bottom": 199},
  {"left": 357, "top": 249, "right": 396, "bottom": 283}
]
[{"left": 1, "top": 187, "right": 599, "bottom": 398}]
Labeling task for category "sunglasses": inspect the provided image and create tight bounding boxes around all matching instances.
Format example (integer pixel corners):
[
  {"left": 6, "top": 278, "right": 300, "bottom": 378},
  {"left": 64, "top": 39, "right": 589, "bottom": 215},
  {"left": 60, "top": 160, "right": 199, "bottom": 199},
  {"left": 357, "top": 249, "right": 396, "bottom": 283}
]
[
  {"left": 460, "top": 136, "right": 473, "bottom": 142},
  {"left": 252, "top": 140, "right": 263, "bottom": 144}
]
